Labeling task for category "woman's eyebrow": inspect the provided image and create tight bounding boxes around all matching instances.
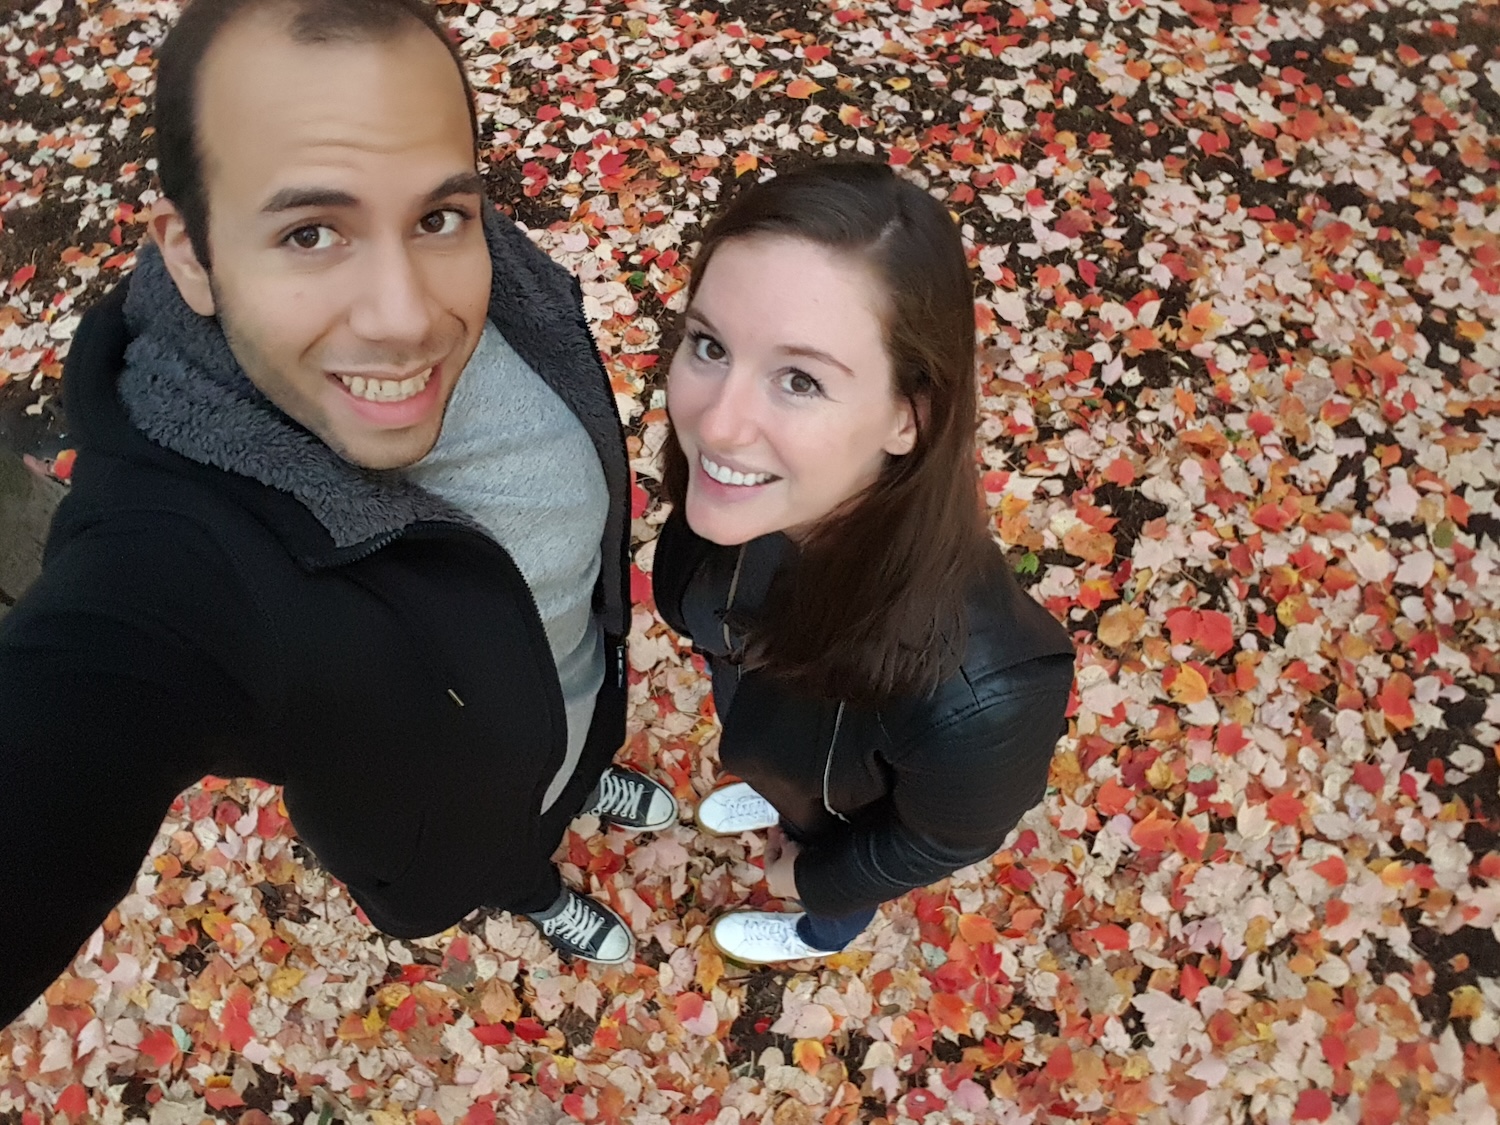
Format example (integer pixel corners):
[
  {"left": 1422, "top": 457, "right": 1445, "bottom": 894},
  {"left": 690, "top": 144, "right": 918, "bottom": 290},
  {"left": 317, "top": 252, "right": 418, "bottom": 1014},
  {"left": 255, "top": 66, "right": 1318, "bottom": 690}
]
[{"left": 781, "top": 344, "right": 854, "bottom": 377}]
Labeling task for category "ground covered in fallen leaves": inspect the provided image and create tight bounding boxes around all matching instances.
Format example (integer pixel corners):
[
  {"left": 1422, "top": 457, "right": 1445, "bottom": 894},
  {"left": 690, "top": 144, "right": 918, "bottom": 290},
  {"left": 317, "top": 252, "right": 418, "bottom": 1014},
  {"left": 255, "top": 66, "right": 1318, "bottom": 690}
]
[{"left": 3, "top": 0, "right": 1500, "bottom": 1122}]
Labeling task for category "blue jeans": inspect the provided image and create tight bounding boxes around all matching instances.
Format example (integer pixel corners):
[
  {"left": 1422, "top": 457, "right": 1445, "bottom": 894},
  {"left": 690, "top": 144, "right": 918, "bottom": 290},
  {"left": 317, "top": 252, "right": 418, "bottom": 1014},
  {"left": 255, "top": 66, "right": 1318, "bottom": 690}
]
[
  {"left": 797, "top": 906, "right": 876, "bottom": 952},
  {"left": 781, "top": 818, "right": 877, "bottom": 951}
]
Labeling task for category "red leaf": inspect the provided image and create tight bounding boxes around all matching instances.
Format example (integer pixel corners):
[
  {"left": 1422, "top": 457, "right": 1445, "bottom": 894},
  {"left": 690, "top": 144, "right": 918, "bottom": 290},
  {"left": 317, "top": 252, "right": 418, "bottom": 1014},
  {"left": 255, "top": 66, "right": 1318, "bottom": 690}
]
[
  {"left": 205, "top": 1088, "right": 245, "bottom": 1110},
  {"left": 1102, "top": 457, "right": 1135, "bottom": 486},
  {"left": 1180, "top": 964, "right": 1209, "bottom": 1002},
  {"left": 1352, "top": 762, "right": 1385, "bottom": 794},
  {"left": 139, "top": 1028, "right": 179, "bottom": 1068},
  {"left": 1164, "top": 607, "right": 1198, "bottom": 644},
  {"left": 461, "top": 1101, "right": 497, "bottom": 1125},
  {"left": 1312, "top": 856, "right": 1348, "bottom": 886},
  {"left": 471, "top": 1021, "right": 513, "bottom": 1046},
  {"left": 1087, "top": 923, "right": 1130, "bottom": 951},
  {"left": 10, "top": 264, "right": 36, "bottom": 290},
  {"left": 1361, "top": 1078, "right": 1401, "bottom": 1125},
  {"left": 55, "top": 1085, "right": 89, "bottom": 1119},
  {"left": 388, "top": 995, "right": 419, "bottom": 1032},
  {"left": 1266, "top": 792, "right": 1305, "bottom": 826},
  {"left": 1078, "top": 260, "right": 1099, "bottom": 287},
  {"left": 1293, "top": 1089, "right": 1332, "bottom": 1121},
  {"left": 903, "top": 1089, "right": 946, "bottom": 1119},
  {"left": 513, "top": 1017, "right": 547, "bottom": 1043},
  {"left": 1044, "top": 1043, "right": 1074, "bottom": 1080},
  {"left": 1196, "top": 610, "right": 1235, "bottom": 657}
]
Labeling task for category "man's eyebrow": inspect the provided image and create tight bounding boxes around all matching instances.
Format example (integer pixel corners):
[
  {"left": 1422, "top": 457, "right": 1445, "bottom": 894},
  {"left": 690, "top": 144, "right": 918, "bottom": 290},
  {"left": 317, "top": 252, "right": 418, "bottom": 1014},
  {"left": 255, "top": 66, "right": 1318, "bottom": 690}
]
[
  {"left": 260, "top": 173, "right": 486, "bottom": 216},
  {"left": 261, "top": 186, "right": 359, "bottom": 214},
  {"left": 423, "top": 171, "right": 486, "bottom": 205}
]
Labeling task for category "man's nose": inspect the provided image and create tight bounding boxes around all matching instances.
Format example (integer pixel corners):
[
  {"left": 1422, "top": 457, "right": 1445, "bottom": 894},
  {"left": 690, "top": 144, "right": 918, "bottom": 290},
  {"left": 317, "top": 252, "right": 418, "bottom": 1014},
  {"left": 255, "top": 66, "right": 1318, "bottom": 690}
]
[
  {"left": 695, "top": 369, "right": 762, "bottom": 449},
  {"left": 347, "top": 240, "right": 436, "bottom": 346}
]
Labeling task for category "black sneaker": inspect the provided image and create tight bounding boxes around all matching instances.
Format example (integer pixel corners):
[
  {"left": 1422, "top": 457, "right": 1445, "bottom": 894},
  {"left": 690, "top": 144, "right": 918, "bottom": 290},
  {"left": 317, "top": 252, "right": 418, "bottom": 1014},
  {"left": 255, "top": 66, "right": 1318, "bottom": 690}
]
[
  {"left": 582, "top": 767, "right": 678, "bottom": 832},
  {"left": 527, "top": 888, "right": 634, "bottom": 964}
]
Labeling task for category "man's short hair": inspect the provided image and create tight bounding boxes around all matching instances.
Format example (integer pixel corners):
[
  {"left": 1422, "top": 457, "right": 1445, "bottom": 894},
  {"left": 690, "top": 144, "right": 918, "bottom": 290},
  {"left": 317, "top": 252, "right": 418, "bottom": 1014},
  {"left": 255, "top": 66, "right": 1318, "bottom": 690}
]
[{"left": 155, "top": 0, "right": 481, "bottom": 269}]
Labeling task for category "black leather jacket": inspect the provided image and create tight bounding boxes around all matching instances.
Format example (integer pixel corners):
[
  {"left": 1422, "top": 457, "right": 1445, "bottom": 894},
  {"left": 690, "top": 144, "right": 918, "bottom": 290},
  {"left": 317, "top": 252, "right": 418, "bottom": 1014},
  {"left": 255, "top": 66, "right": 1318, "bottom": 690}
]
[{"left": 652, "top": 510, "right": 1075, "bottom": 917}]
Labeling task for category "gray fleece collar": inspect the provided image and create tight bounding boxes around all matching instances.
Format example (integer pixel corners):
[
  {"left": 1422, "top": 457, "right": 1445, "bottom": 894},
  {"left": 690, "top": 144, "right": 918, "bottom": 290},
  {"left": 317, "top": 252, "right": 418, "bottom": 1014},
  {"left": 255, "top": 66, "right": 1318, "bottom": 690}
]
[{"left": 119, "top": 209, "right": 567, "bottom": 551}]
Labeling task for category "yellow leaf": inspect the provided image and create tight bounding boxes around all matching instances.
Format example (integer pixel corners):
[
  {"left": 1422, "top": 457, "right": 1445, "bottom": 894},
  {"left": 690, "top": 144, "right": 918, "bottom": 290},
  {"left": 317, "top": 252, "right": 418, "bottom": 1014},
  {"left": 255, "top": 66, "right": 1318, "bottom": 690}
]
[
  {"left": 785, "top": 78, "right": 823, "bottom": 99},
  {"left": 838, "top": 104, "right": 863, "bottom": 127},
  {"left": 887, "top": 76, "right": 911, "bottom": 91},
  {"left": 793, "top": 1039, "right": 825, "bottom": 1074},
  {"left": 268, "top": 967, "right": 306, "bottom": 999},
  {"left": 1450, "top": 985, "right": 1485, "bottom": 1020},
  {"left": 1456, "top": 320, "right": 1485, "bottom": 342},
  {"left": 696, "top": 950, "right": 725, "bottom": 993},
  {"left": 734, "top": 152, "right": 759, "bottom": 178},
  {"left": 1097, "top": 604, "right": 1145, "bottom": 649}
]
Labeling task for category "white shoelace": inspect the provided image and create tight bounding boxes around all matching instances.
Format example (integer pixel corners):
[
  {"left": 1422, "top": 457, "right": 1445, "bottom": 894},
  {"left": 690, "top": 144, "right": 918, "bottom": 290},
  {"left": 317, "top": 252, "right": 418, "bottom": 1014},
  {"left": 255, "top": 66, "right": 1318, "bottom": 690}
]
[
  {"left": 594, "top": 770, "right": 644, "bottom": 820},
  {"left": 722, "top": 793, "right": 776, "bottom": 819},
  {"left": 540, "top": 895, "right": 605, "bottom": 949},
  {"left": 743, "top": 916, "right": 800, "bottom": 942}
]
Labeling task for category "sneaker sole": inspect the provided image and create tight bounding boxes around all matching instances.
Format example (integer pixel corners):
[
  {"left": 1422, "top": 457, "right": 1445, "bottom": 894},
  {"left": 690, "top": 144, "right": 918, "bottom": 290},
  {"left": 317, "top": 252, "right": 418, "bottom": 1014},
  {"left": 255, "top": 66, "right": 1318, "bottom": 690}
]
[
  {"left": 707, "top": 916, "right": 826, "bottom": 966},
  {"left": 695, "top": 815, "right": 780, "bottom": 837}
]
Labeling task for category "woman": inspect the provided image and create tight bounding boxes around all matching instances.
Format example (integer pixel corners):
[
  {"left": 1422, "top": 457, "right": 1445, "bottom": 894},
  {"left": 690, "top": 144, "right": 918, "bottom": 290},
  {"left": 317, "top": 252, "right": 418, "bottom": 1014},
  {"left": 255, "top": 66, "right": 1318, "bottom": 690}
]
[{"left": 651, "top": 161, "right": 1076, "bottom": 964}]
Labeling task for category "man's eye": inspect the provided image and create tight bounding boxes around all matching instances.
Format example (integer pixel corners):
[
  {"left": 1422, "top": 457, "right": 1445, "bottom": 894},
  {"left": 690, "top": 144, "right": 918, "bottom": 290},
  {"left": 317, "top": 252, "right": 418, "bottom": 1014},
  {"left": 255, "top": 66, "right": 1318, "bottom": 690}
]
[
  {"left": 286, "top": 225, "right": 335, "bottom": 251},
  {"left": 419, "top": 209, "right": 465, "bottom": 235},
  {"left": 691, "top": 332, "right": 726, "bottom": 363}
]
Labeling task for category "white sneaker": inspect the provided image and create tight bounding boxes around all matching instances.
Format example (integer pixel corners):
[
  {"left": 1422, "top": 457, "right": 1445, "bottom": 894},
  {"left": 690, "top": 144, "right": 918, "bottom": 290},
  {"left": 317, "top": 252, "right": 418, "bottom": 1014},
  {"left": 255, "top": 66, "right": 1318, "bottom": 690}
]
[
  {"left": 696, "top": 782, "right": 780, "bottom": 835},
  {"left": 710, "top": 910, "right": 835, "bottom": 964}
]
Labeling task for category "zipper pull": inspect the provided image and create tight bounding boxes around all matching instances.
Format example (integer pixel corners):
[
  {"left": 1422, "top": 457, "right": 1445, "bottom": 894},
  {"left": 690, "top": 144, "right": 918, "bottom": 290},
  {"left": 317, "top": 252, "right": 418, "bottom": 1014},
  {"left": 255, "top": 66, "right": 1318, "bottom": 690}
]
[{"left": 616, "top": 641, "right": 627, "bottom": 688}]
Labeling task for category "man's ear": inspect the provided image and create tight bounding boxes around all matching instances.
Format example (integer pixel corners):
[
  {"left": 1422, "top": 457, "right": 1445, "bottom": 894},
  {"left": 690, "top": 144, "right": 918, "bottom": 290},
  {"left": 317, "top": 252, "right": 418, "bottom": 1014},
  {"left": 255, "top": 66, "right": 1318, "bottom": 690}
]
[
  {"left": 884, "top": 392, "right": 923, "bottom": 457},
  {"left": 148, "top": 200, "right": 216, "bottom": 316}
]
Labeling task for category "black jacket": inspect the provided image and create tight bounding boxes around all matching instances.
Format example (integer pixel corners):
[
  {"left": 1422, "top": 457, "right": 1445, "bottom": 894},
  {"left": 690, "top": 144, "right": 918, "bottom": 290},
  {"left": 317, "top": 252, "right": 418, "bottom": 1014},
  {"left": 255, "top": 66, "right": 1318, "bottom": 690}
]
[
  {"left": 0, "top": 211, "right": 629, "bottom": 1027},
  {"left": 653, "top": 510, "right": 1075, "bottom": 918}
]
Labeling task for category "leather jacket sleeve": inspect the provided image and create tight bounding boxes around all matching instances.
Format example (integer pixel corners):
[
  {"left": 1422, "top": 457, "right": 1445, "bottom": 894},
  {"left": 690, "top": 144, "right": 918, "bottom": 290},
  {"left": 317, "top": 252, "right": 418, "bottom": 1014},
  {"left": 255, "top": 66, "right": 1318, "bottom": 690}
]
[
  {"left": 793, "top": 655, "right": 1073, "bottom": 918},
  {"left": 650, "top": 506, "right": 715, "bottom": 642}
]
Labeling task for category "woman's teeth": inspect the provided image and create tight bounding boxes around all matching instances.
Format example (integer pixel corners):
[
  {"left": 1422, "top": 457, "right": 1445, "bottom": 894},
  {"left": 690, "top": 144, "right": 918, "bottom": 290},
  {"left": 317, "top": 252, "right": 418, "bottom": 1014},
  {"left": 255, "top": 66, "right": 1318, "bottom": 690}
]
[
  {"left": 336, "top": 368, "right": 433, "bottom": 403},
  {"left": 701, "top": 454, "right": 776, "bottom": 487}
]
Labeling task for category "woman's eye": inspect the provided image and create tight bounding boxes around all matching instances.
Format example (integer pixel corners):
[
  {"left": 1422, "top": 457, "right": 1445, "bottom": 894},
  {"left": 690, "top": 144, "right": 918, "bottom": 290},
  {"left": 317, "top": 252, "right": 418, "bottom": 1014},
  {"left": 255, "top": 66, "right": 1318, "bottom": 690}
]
[
  {"left": 782, "top": 369, "right": 823, "bottom": 396},
  {"left": 419, "top": 209, "right": 465, "bottom": 236},
  {"left": 692, "top": 333, "right": 726, "bottom": 363},
  {"left": 286, "top": 225, "right": 336, "bottom": 251}
]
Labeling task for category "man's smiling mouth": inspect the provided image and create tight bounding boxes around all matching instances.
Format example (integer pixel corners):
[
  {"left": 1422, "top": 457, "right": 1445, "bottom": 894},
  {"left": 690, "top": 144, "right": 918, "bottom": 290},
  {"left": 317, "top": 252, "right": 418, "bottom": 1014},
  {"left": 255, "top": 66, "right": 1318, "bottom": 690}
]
[{"left": 333, "top": 367, "right": 433, "bottom": 403}]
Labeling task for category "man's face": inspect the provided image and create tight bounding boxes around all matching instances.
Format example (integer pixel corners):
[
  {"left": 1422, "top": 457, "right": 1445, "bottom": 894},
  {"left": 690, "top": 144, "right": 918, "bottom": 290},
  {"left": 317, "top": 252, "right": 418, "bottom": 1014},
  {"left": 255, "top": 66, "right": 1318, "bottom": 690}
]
[{"left": 174, "top": 16, "right": 491, "bottom": 469}]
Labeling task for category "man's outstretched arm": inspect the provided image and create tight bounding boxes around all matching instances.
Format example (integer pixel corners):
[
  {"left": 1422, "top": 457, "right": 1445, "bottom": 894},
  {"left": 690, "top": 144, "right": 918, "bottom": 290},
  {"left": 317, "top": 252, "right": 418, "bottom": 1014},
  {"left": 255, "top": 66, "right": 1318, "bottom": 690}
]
[{"left": 0, "top": 514, "right": 266, "bottom": 1028}]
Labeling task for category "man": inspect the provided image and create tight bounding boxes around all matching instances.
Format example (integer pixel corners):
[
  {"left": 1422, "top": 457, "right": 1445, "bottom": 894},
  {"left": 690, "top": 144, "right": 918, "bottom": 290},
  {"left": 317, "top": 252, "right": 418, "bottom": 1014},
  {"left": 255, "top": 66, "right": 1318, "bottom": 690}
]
[{"left": 0, "top": 0, "right": 678, "bottom": 1027}]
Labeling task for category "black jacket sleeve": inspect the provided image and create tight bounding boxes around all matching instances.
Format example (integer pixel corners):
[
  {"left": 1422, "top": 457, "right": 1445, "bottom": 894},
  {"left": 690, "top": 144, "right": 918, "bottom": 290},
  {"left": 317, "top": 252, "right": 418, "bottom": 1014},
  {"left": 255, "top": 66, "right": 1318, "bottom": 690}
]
[
  {"left": 650, "top": 507, "right": 715, "bottom": 641},
  {"left": 0, "top": 512, "right": 268, "bottom": 1028},
  {"left": 793, "top": 655, "right": 1073, "bottom": 918}
]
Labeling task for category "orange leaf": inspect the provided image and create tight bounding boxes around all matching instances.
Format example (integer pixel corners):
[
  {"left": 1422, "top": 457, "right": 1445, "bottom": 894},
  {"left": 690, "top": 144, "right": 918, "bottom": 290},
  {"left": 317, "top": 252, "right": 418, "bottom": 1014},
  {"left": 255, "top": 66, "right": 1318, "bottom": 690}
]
[
  {"left": 751, "top": 70, "right": 778, "bottom": 90},
  {"left": 1130, "top": 809, "right": 1174, "bottom": 852},
  {"left": 1378, "top": 673, "right": 1415, "bottom": 731},
  {"left": 1102, "top": 457, "right": 1136, "bottom": 486},
  {"left": 733, "top": 152, "right": 759, "bottom": 178},
  {"left": 957, "top": 913, "right": 1000, "bottom": 945},
  {"left": 1097, "top": 604, "right": 1145, "bottom": 650},
  {"left": 928, "top": 991, "right": 971, "bottom": 1034},
  {"left": 1087, "top": 923, "right": 1130, "bottom": 951},
  {"left": 1166, "top": 664, "right": 1209, "bottom": 705},
  {"left": 1096, "top": 778, "right": 1133, "bottom": 816},
  {"left": 785, "top": 78, "right": 823, "bottom": 99}
]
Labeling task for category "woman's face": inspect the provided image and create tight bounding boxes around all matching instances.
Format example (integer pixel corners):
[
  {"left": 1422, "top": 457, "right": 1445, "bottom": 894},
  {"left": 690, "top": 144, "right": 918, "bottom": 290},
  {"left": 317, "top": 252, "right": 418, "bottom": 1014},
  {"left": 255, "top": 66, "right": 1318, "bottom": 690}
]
[{"left": 666, "top": 235, "right": 917, "bottom": 547}]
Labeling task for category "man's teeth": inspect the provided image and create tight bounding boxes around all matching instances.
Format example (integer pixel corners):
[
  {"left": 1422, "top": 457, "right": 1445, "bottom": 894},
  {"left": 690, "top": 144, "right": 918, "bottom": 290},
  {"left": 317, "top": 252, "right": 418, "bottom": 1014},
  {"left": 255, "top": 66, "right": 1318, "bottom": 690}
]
[
  {"left": 701, "top": 454, "right": 775, "bottom": 487},
  {"left": 336, "top": 368, "right": 432, "bottom": 403}
]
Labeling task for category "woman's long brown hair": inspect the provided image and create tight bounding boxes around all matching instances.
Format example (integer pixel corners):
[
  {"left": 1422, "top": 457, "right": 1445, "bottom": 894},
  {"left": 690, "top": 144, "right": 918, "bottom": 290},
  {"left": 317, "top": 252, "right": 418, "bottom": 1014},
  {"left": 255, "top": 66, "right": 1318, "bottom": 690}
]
[{"left": 661, "top": 161, "right": 990, "bottom": 703}]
